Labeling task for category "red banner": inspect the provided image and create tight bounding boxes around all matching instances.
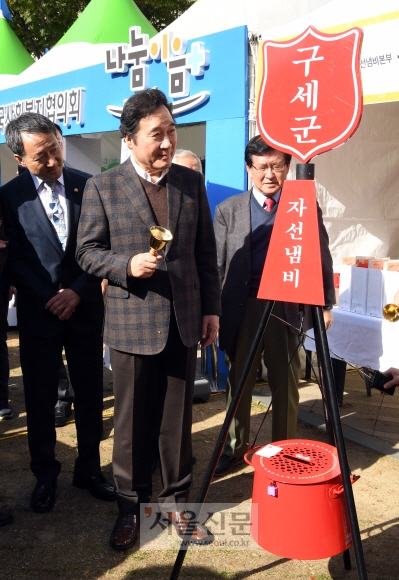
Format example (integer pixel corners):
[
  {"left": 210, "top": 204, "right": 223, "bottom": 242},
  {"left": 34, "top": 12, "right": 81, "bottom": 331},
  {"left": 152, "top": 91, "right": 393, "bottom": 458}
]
[
  {"left": 257, "top": 26, "right": 363, "bottom": 163},
  {"left": 257, "top": 180, "right": 324, "bottom": 305}
]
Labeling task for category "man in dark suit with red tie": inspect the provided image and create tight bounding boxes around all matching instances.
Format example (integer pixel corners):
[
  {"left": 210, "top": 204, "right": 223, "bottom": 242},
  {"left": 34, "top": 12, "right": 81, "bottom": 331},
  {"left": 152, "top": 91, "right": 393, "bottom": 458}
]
[
  {"left": 0, "top": 113, "right": 116, "bottom": 513},
  {"left": 76, "top": 89, "right": 221, "bottom": 550},
  {"left": 213, "top": 135, "right": 335, "bottom": 476}
]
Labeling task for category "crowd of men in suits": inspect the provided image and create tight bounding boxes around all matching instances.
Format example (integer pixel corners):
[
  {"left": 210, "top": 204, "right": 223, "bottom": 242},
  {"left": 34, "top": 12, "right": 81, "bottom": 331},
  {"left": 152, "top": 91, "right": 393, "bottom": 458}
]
[{"left": 0, "top": 88, "right": 334, "bottom": 549}]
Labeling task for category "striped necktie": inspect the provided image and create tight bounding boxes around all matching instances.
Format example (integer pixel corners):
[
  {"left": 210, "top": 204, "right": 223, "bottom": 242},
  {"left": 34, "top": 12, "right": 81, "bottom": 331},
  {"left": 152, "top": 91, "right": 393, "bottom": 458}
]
[{"left": 43, "top": 180, "right": 67, "bottom": 250}]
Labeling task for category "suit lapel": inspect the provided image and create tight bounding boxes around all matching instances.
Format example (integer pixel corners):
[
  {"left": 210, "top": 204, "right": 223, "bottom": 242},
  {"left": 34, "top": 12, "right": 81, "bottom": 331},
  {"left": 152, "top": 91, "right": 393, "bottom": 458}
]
[
  {"left": 117, "top": 160, "right": 182, "bottom": 258},
  {"left": 63, "top": 168, "right": 81, "bottom": 253},
  {"left": 20, "top": 172, "right": 64, "bottom": 257},
  {"left": 164, "top": 165, "right": 182, "bottom": 256},
  {"left": 118, "top": 159, "right": 155, "bottom": 230},
  {"left": 238, "top": 190, "right": 252, "bottom": 259}
]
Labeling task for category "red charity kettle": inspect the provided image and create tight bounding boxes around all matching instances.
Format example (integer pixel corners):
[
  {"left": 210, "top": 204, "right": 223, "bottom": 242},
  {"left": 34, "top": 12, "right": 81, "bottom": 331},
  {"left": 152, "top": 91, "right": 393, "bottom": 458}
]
[{"left": 244, "top": 439, "right": 359, "bottom": 560}]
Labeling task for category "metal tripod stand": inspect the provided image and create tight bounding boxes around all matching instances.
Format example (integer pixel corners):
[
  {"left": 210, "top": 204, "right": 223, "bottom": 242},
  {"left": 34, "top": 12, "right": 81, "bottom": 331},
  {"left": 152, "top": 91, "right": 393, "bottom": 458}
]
[{"left": 169, "top": 163, "right": 368, "bottom": 580}]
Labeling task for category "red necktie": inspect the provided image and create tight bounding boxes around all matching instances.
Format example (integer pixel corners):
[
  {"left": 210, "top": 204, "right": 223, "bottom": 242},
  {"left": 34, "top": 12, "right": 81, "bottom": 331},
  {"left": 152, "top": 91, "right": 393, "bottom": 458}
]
[{"left": 264, "top": 197, "right": 275, "bottom": 212}]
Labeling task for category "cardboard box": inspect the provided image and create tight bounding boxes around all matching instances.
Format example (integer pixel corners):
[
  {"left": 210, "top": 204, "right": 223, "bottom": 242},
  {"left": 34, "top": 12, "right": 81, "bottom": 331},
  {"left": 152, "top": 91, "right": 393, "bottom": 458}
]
[
  {"left": 384, "top": 260, "right": 399, "bottom": 272},
  {"left": 342, "top": 257, "right": 356, "bottom": 266},
  {"left": 371, "top": 258, "right": 389, "bottom": 270},
  {"left": 356, "top": 256, "right": 375, "bottom": 268}
]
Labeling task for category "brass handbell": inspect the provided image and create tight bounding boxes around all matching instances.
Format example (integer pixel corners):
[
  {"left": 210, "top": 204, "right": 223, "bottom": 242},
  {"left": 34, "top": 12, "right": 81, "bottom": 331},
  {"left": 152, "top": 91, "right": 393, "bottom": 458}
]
[
  {"left": 382, "top": 303, "right": 399, "bottom": 322},
  {"left": 149, "top": 226, "right": 173, "bottom": 256}
]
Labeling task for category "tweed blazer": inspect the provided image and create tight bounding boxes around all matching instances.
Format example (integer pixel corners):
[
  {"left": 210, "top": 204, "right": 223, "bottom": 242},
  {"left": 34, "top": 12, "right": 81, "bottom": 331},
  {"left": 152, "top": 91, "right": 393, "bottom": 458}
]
[
  {"left": 0, "top": 167, "right": 103, "bottom": 338},
  {"left": 76, "top": 159, "right": 221, "bottom": 355},
  {"left": 214, "top": 190, "right": 335, "bottom": 352}
]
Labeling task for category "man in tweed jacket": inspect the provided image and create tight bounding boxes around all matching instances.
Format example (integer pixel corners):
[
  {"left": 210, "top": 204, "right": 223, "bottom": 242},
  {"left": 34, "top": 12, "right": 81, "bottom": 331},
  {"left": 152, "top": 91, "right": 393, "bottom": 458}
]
[{"left": 76, "top": 89, "right": 221, "bottom": 550}]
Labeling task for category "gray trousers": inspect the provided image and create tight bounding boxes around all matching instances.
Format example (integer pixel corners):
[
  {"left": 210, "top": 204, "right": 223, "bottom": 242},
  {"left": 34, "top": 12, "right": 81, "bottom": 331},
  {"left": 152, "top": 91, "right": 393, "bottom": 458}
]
[
  {"left": 110, "top": 312, "right": 197, "bottom": 515},
  {"left": 224, "top": 299, "right": 300, "bottom": 457}
]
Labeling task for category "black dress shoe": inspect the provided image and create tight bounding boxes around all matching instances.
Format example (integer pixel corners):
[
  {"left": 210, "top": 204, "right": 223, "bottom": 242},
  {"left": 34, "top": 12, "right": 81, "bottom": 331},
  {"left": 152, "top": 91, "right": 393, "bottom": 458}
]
[
  {"left": 55, "top": 404, "right": 72, "bottom": 427},
  {"left": 214, "top": 453, "right": 245, "bottom": 477},
  {"left": 0, "top": 405, "right": 13, "bottom": 420},
  {"left": 31, "top": 480, "right": 57, "bottom": 512},
  {"left": 109, "top": 513, "right": 139, "bottom": 551},
  {"left": 0, "top": 510, "right": 13, "bottom": 526},
  {"left": 161, "top": 510, "right": 214, "bottom": 545},
  {"left": 72, "top": 473, "right": 117, "bottom": 501}
]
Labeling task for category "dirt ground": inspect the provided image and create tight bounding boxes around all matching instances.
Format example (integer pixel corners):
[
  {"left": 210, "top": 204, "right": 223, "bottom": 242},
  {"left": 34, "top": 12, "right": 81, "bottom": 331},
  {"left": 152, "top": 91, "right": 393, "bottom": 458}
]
[{"left": 0, "top": 330, "right": 398, "bottom": 580}]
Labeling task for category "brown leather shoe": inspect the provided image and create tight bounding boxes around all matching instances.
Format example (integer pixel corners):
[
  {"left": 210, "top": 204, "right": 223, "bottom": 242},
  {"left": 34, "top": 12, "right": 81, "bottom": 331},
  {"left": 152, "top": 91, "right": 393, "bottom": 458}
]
[
  {"left": 109, "top": 513, "right": 139, "bottom": 551},
  {"left": 161, "top": 511, "right": 214, "bottom": 545}
]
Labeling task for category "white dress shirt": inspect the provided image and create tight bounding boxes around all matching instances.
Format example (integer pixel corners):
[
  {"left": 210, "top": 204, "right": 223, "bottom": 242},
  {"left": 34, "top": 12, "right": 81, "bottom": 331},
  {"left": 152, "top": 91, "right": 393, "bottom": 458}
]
[
  {"left": 31, "top": 172, "right": 69, "bottom": 237},
  {"left": 130, "top": 156, "right": 169, "bottom": 184},
  {"left": 252, "top": 185, "right": 281, "bottom": 208}
]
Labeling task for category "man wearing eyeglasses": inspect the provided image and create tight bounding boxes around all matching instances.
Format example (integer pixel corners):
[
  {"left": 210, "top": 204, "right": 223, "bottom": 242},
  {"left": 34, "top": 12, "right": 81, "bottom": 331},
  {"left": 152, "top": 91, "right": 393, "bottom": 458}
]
[{"left": 213, "top": 135, "right": 335, "bottom": 476}]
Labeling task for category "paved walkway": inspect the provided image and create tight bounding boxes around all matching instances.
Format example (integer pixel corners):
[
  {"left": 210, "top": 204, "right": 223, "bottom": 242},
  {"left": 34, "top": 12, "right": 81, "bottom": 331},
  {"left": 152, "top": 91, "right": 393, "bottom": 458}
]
[{"left": 253, "top": 368, "right": 399, "bottom": 461}]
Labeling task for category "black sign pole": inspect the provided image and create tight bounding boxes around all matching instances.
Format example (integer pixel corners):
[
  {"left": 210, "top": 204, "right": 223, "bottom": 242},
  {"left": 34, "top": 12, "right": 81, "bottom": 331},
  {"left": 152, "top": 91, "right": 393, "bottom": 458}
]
[
  {"left": 297, "top": 163, "right": 368, "bottom": 580},
  {"left": 170, "top": 163, "right": 368, "bottom": 580},
  {"left": 298, "top": 163, "right": 349, "bottom": 570},
  {"left": 169, "top": 300, "right": 275, "bottom": 580},
  {"left": 312, "top": 303, "right": 367, "bottom": 578}
]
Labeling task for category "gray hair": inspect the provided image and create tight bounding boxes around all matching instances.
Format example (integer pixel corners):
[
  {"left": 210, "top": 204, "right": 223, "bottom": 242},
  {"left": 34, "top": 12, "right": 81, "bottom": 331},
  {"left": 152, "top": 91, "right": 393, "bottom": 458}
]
[
  {"left": 5, "top": 113, "right": 57, "bottom": 158},
  {"left": 173, "top": 149, "right": 202, "bottom": 173}
]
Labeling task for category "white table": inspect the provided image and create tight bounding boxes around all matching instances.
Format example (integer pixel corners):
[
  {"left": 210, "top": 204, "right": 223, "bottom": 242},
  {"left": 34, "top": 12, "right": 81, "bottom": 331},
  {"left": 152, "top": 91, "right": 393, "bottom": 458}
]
[{"left": 304, "top": 308, "right": 399, "bottom": 371}]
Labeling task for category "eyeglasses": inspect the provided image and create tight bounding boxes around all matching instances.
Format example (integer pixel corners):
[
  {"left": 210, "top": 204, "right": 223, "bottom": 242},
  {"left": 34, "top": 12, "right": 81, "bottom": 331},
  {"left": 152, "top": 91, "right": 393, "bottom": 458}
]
[{"left": 251, "top": 162, "right": 287, "bottom": 173}]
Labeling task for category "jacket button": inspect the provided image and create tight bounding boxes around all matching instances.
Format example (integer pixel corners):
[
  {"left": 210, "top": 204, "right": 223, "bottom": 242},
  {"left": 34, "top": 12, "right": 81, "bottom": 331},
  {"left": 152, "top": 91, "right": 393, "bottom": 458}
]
[{"left": 245, "top": 281, "right": 249, "bottom": 285}]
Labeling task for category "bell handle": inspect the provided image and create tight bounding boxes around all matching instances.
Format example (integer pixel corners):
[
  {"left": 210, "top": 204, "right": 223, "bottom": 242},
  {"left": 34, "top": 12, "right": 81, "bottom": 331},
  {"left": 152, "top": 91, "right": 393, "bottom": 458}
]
[
  {"left": 244, "top": 445, "right": 263, "bottom": 466},
  {"left": 329, "top": 473, "right": 360, "bottom": 499}
]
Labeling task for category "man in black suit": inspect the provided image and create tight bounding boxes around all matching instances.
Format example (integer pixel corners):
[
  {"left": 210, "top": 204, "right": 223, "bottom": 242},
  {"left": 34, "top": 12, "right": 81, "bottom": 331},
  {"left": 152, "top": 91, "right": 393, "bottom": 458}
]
[
  {"left": 0, "top": 113, "right": 116, "bottom": 512},
  {"left": 0, "top": 208, "right": 12, "bottom": 526},
  {"left": 16, "top": 158, "right": 75, "bottom": 428}
]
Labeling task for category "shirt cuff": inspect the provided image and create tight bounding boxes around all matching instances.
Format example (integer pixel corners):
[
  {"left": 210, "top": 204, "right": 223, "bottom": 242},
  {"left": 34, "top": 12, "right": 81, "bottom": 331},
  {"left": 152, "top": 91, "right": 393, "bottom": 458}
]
[{"left": 127, "top": 256, "right": 134, "bottom": 277}]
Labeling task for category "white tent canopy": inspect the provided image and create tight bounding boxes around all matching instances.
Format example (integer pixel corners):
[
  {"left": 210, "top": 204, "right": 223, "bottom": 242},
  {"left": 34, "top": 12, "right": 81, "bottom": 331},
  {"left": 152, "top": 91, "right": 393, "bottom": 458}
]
[
  {"left": 159, "top": 0, "right": 331, "bottom": 39},
  {"left": 258, "top": 0, "right": 399, "bottom": 269},
  {"left": 260, "top": 0, "right": 398, "bottom": 37},
  {"left": 311, "top": 101, "right": 399, "bottom": 269},
  {"left": 261, "top": 0, "right": 399, "bottom": 104}
]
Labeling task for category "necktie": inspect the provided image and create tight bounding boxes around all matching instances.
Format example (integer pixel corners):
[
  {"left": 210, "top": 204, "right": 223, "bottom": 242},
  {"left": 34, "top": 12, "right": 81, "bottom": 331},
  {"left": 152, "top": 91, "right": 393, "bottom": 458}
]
[
  {"left": 264, "top": 197, "right": 275, "bottom": 212},
  {"left": 43, "top": 180, "right": 67, "bottom": 250}
]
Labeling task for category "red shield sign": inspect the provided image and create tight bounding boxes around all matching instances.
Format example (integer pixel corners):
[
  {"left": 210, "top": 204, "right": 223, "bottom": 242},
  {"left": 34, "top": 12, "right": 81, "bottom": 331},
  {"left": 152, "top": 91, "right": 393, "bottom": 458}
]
[{"left": 257, "top": 26, "right": 363, "bottom": 162}]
